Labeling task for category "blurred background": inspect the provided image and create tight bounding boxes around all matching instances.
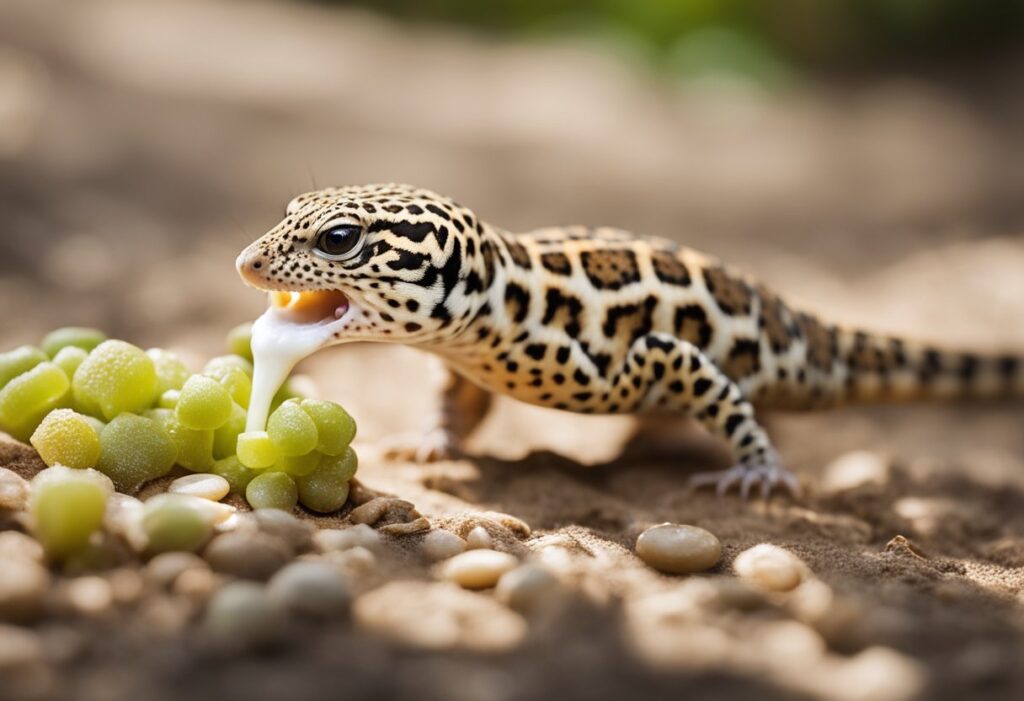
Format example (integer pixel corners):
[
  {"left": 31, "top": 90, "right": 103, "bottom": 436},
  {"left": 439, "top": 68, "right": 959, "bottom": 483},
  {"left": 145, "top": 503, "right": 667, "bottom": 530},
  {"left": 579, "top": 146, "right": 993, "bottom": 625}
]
[
  {"left": 3, "top": 2, "right": 1024, "bottom": 700},
  {"left": 2, "top": 0, "right": 1023, "bottom": 350}
]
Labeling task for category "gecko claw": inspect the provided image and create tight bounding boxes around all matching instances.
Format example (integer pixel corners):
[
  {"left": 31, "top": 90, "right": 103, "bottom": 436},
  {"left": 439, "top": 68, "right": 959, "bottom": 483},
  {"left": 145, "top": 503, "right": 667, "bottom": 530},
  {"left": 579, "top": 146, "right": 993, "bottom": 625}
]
[{"left": 689, "top": 457, "right": 801, "bottom": 499}]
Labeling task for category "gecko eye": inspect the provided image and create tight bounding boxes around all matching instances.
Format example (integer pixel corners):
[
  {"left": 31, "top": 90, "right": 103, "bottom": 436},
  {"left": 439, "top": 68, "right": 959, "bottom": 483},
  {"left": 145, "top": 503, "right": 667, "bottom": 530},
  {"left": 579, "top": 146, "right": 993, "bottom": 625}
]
[{"left": 313, "top": 223, "right": 363, "bottom": 261}]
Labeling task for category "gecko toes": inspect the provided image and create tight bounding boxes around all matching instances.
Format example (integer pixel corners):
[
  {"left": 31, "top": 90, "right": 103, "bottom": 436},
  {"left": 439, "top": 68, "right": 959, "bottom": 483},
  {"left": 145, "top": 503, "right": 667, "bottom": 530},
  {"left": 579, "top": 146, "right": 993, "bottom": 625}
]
[{"left": 689, "top": 459, "right": 801, "bottom": 500}]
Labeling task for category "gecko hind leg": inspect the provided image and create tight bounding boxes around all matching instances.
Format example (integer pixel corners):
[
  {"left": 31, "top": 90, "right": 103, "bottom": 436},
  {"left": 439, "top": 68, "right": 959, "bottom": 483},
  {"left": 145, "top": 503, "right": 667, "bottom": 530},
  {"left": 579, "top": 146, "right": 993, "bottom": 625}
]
[{"left": 620, "top": 334, "right": 801, "bottom": 499}]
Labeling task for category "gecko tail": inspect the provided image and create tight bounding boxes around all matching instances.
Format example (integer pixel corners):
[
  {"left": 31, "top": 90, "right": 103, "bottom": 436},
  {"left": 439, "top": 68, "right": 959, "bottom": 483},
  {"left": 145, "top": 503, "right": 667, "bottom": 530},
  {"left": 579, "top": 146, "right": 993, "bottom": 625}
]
[{"left": 838, "top": 329, "right": 1022, "bottom": 404}]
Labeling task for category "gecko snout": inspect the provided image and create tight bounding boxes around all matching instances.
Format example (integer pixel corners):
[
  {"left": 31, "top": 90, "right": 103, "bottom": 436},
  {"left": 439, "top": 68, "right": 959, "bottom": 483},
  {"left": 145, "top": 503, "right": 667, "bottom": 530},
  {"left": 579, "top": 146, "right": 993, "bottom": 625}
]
[{"left": 235, "top": 246, "right": 268, "bottom": 288}]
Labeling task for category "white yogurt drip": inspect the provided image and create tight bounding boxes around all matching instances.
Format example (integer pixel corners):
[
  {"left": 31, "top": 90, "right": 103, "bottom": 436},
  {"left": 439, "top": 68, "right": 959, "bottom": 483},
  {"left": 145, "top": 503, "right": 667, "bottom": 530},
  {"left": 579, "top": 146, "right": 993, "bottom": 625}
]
[{"left": 245, "top": 306, "right": 338, "bottom": 432}]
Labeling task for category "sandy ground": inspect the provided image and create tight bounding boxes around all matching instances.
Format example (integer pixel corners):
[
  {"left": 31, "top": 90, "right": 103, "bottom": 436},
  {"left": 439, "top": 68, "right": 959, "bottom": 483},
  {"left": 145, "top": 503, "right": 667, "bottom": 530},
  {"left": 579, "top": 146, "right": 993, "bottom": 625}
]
[{"left": 2, "top": 1, "right": 1024, "bottom": 699}]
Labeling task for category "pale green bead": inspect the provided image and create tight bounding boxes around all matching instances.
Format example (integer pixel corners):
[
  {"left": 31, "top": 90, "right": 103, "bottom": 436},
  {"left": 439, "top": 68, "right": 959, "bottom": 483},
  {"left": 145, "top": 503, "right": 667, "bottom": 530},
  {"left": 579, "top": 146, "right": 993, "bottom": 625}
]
[
  {"left": 245, "top": 471, "right": 297, "bottom": 511},
  {"left": 212, "top": 455, "right": 258, "bottom": 494},
  {"left": 300, "top": 399, "right": 356, "bottom": 456},
  {"left": 72, "top": 340, "right": 158, "bottom": 421},
  {"left": 296, "top": 448, "right": 357, "bottom": 514},
  {"left": 0, "top": 362, "right": 70, "bottom": 428},
  {"left": 212, "top": 402, "right": 247, "bottom": 460},
  {"left": 226, "top": 322, "right": 254, "bottom": 363},
  {"left": 41, "top": 327, "right": 107, "bottom": 358},
  {"left": 175, "top": 375, "right": 232, "bottom": 430},
  {"left": 236, "top": 431, "right": 277, "bottom": 469},
  {"left": 267, "top": 401, "right": 318, "bottom": 457},
  {"left": 52, "top": 346, "right": 88, "bottom": 380},
  {"left": 143, "top": 494, "right": 212, "bottom": 554},
  {"left": 30, "top": 465, "right": 112, "bottom": 560},
  {"left": 146, "top": 348, "right": 193, "bottom": 394},
  {"left": 96, "top": 413, "right": 177, "bottom": 492},
  {"left": 29, "top": 408, "right": 101, "bottom": 469},
  {"left": 0, "top": 345, "right": 48, "bottom": 390}
]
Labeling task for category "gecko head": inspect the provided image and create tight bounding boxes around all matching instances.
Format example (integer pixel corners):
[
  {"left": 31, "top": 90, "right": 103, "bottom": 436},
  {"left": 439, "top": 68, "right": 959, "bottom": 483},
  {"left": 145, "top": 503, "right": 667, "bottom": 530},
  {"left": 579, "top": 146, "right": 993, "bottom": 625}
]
[{"left": 236, "top": 184, "right": 489, "bottom": 346}]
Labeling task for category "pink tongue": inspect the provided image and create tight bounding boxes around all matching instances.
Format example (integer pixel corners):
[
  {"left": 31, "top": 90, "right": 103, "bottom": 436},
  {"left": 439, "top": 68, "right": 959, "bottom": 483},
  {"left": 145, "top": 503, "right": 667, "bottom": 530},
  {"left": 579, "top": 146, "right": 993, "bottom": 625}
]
[{"left": 334, "top": 302, "right": 349, "bottom": 319}]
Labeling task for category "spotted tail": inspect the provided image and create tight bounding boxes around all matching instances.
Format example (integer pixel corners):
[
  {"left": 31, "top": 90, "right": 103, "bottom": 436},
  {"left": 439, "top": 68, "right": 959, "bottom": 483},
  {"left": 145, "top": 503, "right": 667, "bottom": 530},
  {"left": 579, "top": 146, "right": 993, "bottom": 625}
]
[{"left": 835, "top": 330, "right": 1022, "bottom": 405}]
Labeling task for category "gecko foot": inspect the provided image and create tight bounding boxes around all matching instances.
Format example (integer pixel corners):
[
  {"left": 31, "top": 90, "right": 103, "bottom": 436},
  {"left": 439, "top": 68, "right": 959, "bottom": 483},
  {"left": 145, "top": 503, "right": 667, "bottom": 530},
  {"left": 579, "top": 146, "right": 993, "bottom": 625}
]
[
  {"left": 689, "top": 454, "right": 801, "bottom": 499},
  {"left": 381, "top": 428, "right": 458, "bottom": 464}
]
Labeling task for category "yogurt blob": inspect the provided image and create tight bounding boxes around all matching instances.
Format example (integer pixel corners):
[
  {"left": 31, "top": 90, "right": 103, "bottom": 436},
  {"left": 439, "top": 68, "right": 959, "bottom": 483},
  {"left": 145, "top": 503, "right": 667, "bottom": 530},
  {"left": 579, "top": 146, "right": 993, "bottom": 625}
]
[{"left": 245, "top": 291, "right": 349, "bottom": 432}]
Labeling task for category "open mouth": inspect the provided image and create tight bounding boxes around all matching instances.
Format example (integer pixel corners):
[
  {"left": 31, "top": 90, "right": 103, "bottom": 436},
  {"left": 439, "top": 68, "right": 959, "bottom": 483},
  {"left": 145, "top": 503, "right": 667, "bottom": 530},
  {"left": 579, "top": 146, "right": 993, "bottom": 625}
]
[{"left": 268, "top": 290, "right": 351, "bottom": 325}]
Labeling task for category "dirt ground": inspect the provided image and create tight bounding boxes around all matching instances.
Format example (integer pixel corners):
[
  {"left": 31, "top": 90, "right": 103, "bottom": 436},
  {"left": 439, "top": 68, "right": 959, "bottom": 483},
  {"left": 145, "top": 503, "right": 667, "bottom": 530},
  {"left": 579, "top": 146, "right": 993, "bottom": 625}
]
[{"left": 2, "top": 1, "right": 1024, "bottom": 700}]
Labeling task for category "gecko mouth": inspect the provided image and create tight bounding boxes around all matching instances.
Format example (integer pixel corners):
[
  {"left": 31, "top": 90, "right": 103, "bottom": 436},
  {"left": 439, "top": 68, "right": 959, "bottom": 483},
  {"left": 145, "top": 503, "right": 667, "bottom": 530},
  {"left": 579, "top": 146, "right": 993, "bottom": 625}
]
[{"left": 269, "top": 290, "right": 351, "bottom": 325}]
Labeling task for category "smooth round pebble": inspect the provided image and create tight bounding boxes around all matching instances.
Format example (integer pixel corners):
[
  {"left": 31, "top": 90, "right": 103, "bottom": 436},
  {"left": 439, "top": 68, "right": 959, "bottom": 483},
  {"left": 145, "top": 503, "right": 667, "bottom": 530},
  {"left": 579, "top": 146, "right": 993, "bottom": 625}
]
[
  {"left": 635, "top": 523, "right": 722, "bottom": 575},
  {"left": 146, "top": 552, "right": 210, "bottom": 588},
  {"left": 0, "top": 558, "right": 49, "bottom": 622},
  {"left": 0, "top": 468, "right": 29, "bottom": 512},
  {"left": 203, "top": 532, "right": 293, "bottom": 580},
  {"left": 103, "top": 493, "right": 147, "bottom": 552},
  {"left": 267, "top": 561, "right": 350, "bottom": 618},
  {"left": 64, "top": 576, "right": 113, "bottom": 616},
  {"left": 441, "top": 549, "right": 519, "bottom": 590},
  {"left": 465, "top": 526, "right": 492, "bottom": 550},
  {"left": 0, "top": 531, "right": 44, "bottom": 563},
  {"left": 494, "top": 564, "right": 562, "bottom": 613},
  {"left": 733, "top": 543, "right": 806, "bottom": 592},
  {"left": 0, "top": 624, "right": 44, "bottom": 669},
  {"left": 253, "top": 508, "right": 314, "bottom": 552},
  {"left": 204, "top": 581, "right": 285, "bottom": 648},
  {"left": 420, "top": 529, "right": 467, "bottom": 561},
  {"left": 313, "top": 524, "right": 382, "bottom": 553},
  {"left": 169, "top": 473, "right": 230, "bottom": 502}
]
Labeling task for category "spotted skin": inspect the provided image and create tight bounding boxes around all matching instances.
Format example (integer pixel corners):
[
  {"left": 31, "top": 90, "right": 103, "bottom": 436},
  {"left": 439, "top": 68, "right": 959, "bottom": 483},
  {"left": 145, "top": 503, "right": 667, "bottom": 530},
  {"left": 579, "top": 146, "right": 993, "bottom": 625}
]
[{"left": 237, "top": 184, "right": 1024, "bottom": 497}]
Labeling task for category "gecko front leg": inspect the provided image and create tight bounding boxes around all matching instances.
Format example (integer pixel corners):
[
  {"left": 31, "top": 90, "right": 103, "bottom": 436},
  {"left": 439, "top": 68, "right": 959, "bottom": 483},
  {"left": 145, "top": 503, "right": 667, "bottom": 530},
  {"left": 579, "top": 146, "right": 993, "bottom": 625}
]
[
  {"left": 383, "top": 365, "right": 493, "bottom": 463},
  {"left": 617, "top": 334, "right": 800, "bottom": 498}
]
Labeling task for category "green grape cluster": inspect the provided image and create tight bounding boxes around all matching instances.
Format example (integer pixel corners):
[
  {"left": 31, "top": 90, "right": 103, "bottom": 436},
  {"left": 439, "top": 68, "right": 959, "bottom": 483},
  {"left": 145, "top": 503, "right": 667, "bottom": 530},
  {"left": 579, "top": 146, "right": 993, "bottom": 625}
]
[
  {"left": 234, "top": 397, "right": 358, "bottom": 514},
  {"left": 1, "top": 323, "right": 358, "bottom": 518}
]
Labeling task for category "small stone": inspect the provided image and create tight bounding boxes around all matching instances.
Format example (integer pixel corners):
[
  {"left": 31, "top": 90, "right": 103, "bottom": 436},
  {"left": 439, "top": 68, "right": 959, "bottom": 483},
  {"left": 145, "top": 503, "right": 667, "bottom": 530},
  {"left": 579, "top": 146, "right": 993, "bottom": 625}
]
[
  {"left": 636, "top": 523, "right": 722, "bottom": 574},
  {"left": 494, "top": 564, "right": 562, "bottom": 614},
  {"left": 733, "top": 543, "right": 806, "bottom": 592},
  {"left": 267, "top": 561, "right": 350, "bottom": 618},
  {"left": 253, "top": 508, "right": 314, "bottom": 552},
  {"left": 0, "top": 531, "right": 44, "bottom": 563},
  {"left": 353, "top": 581, "right": 526, "bottom": 652},
  {"left": 378, "top": 516, "right": 431, "bottom": 536},
  {"left": 0, "top": 624, "right": 44, "bottom": 668},
  {"left": 350, "top": 497, "right": 419, "bottom": 526},
  {"left": 203, "top": 531, "right": 293, "bottom": 580},
  {"left": 173, "top": 567, "right": 221, "bottom": 600},
  {"left": 204, "top": 581, "right": 285, "bottom": 648},
  {"left": 169, "top": 473, "right": 230, "bottom": 501},
  {"left": 0, "top": 557, "right": 48, "bottom": 622},
  {"left": 313, "top": 524, "right": 382, "bottom": 553},
  {"left": 64, "top": 576, "right": 113, "bottom": 617},
  {"left": 104, "top": 493, "right": 147, "bottom": 552},
  {"left": 0, "top": 468, "right": 29, "bottom": 511},
  {"left": 421, "top": 529, "right": 467, "bottom": 561},
  {"left": 146, "top": 551, "right": 209, "bottom": 588},
  {"left": 320, "top": 546, "right": 378, "bottom": 583},
  {"left": 440, "top": 549, "right": 518, "bottom": 590},
  {"left": 821, "top": 450, "right": 890, "bottom": 492},
  {"left": 107, "top": 569, "right": 145, "bottom": 606},
  {"left": 465, "top": 526, "right": 492, "bottom": 550}
]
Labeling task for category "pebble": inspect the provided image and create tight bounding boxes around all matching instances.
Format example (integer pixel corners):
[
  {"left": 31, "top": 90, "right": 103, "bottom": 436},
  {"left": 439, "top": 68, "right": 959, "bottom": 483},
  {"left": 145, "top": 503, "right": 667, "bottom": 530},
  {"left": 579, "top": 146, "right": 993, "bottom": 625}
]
[
  {"left": 313, "top": 524, "right": 382, "bottom": 553},
  {"left": 203, "top": 531, "right": 293, "bottom": 580},
  {"left": 465, "top": 526, "right": 492, "bottom": 550},
  {"left": 267, "top": 561, "right": 350, "bottom": 618},
  {"left": 0, "top": 624, "right": 44, "bottom": 668},
  {"left": 353, "top": 581, "right": 527, "bottom": 652},
  {"left": 350, "top": 497, "right": 418, "bottom": 526},
  {"left": 635, "top": 523, "right": 722, "bottom": 574},
  {"left": 0, "top": 557, "right": 49, "bottom": 622},
  {"left": 146, "top": 551, "right": 209, "bottom": 588},
  {"left": 104, "top": 493, "right": 147, "bottom": 552},
  {"left": 0, "top": 468, "right": 29, "bottom": 511},
  {"left": 254, "top": 508, "right": 314, "bottom": 552},
  {"left": 420, "top": 529, "right": 467, "bottom": 561},
  {"left": 440, "top": 549, "right": 518, "bottom": 589},
  {"left": 204, "top": 581, "right": 285, "bottom": 648},
  {"left": 0, "top": 530, "right": 44, "bottom": 562},
  {"left": 821, "top": 450, "right": 890, "bottom": 492},
  {"left": 174, "top": 567, "right": 221, "bottom": 600},
  {"left": 169, "top": 473, "right": 230, "bottom": 501},
  {"left": 494, "top": 564, "right": 562, "bottom": 613},
  {"left": 733, "top": 543, "right": 806, "bottom": 592},
  {"left": 64, "top": 576, "right": 113, "bottom": 617},
  {"left": 146, "top": 493, "right": 236, "bottom": 527}
]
